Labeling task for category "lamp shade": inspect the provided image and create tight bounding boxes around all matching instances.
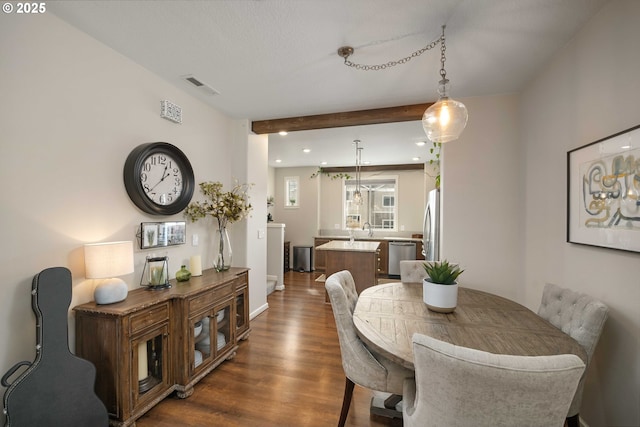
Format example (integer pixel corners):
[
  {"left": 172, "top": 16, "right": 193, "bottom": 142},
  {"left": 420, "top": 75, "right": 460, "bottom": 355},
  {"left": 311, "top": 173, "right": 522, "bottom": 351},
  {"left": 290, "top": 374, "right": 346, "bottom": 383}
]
[
  {"left": 422, "top": 97, "right": 468, "bottom": 143},
  {"left": 84, "top": 241, "right": 134, "bottom": 279}
]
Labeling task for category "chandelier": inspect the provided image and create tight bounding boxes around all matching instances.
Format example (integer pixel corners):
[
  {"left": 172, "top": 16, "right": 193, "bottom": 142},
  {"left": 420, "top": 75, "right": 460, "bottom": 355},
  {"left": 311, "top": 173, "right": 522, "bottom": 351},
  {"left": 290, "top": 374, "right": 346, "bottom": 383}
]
[{"left": 338, "top": 25, "right": 467, "bottom": 143}]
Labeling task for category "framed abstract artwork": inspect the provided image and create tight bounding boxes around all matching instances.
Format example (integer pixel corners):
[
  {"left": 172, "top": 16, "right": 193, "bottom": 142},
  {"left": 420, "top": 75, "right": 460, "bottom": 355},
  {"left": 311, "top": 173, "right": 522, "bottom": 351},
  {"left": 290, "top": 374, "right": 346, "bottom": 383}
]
[{"left": 567, "top": 124, "right": 640, "bottom": 252}]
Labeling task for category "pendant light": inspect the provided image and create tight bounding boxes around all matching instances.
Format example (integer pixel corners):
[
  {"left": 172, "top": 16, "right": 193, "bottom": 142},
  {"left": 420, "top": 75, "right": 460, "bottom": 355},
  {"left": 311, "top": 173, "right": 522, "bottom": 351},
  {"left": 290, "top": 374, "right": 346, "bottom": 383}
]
[
  {"left": 353, "top": 140, "right": 363, "bottom": 206},
  {"left": 337, "top": 24, "right": 467, "bottom": 142},
  {"left": 422, "top": 25, "right": 468, "bottom": 143}
]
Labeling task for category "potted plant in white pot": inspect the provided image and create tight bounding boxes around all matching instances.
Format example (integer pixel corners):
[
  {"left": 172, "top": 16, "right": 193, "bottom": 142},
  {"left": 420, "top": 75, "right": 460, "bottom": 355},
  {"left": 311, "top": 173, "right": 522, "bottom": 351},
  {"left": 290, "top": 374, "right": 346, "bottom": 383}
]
[{"left": 422, "top": 260, "right": 464, "bottom": 313}]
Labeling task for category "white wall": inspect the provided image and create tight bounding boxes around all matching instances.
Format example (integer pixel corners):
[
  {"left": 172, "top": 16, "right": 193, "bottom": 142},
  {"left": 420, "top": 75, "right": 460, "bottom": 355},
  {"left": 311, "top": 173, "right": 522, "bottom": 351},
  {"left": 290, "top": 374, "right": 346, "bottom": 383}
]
[
  {"left": 441, "top": 94, "right": 523, "bottom": 300},
  {"left": 520, "top": 2, "right": 640, "bottom": 425},
  {"left": 0, "top": 13, "right": 267, "bottom": 422},
  {"left": 273, "top": 166, "right": 319, "bottom": 248},
  {"left": 230, "top": 121, "right": 269, "bottom": 318}
]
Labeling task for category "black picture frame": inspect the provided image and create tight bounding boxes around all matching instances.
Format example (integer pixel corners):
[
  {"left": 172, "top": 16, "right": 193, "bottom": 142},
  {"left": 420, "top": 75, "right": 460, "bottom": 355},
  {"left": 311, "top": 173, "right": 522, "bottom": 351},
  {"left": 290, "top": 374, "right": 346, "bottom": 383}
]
[
  {"left": 140, "top": 221, "right": 186, "bottom": 249},
  {"left": 567, "top": 124, "right": 640, "bottom": 252}
]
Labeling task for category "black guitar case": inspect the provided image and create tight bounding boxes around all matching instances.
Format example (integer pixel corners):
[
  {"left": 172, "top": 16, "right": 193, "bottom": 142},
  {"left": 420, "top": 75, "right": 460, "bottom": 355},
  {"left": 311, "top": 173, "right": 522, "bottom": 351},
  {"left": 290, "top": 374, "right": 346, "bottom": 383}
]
[{"left": 1, "top": 267, "right": 108, "bottom": 426}]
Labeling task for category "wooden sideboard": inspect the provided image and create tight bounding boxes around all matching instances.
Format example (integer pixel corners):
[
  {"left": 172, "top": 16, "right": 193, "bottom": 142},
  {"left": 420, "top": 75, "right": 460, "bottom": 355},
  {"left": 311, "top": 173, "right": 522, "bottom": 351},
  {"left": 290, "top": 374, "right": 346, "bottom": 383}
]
[{"left": 74, "top": 268, "right": 250, "bottom": 427}]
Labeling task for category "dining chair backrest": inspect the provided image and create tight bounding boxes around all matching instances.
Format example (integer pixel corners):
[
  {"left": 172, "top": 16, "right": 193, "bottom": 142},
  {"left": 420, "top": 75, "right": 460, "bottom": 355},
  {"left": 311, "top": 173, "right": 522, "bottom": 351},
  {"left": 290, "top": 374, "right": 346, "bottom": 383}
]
[
  {"left": 400, "top": 260, "right": 460, "bottom": 283},
  {"left": 537, "top": 283, "right": 608, "bottom": 420},
  {"left": 399, "top": 260, "right": 427, "bottom": 283},
  {"left": 403, "top": 333, "right": 586, "bottom": 427},
  {"left": 325, "top": 270, "right": 413, "bottom": 426},
  {"left": 325, "top": 270, "right": 390, "bottom": 390}
]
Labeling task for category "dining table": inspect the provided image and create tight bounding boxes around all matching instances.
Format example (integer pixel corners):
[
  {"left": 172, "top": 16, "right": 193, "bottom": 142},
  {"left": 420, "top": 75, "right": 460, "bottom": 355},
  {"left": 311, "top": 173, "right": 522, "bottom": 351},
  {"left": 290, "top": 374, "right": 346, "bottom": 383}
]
[{"left": 353, "top": 282, "right": 587, "bottom": 370}]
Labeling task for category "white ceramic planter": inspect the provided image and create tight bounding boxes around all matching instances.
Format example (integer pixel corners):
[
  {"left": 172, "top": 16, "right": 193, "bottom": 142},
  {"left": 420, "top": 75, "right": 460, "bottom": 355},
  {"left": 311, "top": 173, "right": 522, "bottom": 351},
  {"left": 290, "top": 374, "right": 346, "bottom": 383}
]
[{"left": 422, "top": 279, "right": 458, "bottom": 313}]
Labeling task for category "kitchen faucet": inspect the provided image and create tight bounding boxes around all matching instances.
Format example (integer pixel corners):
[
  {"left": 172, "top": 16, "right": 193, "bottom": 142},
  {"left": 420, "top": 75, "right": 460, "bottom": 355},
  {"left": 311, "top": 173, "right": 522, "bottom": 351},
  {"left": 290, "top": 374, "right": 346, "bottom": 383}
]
[{"left": 363, "top": 222, "right": 373, "bottom": 237}]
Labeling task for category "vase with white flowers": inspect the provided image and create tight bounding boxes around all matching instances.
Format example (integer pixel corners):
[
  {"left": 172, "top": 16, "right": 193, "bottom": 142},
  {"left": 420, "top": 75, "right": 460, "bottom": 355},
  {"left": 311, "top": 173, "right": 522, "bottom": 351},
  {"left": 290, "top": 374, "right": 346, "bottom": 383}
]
[{"left": 185, "top": 181, "right": 253, "bottom": 272}]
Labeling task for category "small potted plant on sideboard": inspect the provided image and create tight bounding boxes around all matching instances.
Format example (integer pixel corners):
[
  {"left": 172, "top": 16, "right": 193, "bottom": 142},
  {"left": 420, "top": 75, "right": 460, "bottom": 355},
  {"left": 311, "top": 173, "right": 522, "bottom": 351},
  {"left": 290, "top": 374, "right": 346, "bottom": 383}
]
[{"left": 422, "top": 260, "right": 464, "bottom": 313}]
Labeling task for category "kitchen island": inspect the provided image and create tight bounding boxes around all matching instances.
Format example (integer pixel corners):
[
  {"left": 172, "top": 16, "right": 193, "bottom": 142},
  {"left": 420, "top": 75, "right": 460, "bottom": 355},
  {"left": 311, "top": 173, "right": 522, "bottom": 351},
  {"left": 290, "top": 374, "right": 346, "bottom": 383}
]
[{"left": 315, "top": 240, "right": 381, "bottom": 301}]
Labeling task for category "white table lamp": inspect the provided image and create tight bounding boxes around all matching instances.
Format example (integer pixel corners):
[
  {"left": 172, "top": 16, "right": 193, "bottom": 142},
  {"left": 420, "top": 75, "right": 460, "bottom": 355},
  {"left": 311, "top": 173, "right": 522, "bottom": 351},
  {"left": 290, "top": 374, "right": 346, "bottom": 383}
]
[{"left": 84, "top": 241, "right": 134, "bottom": 304}]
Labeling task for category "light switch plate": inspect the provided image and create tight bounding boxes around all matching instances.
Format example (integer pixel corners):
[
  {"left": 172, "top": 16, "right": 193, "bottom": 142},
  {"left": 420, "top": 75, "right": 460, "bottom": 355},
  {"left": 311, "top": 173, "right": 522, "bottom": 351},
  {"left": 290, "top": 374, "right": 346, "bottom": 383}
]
[{"left": 258, "top": 229, "right": 265, "bottom": 239}]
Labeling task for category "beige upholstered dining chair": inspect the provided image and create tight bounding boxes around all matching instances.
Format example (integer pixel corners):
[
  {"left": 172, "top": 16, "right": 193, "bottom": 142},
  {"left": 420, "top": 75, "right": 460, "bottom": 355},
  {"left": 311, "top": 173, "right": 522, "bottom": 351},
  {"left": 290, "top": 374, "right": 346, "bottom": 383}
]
[
  {"left": 403, "top": 333, "right": 586, "bottom": 427},
  {"left": 537, "top": 283, "right": 609, "bottom": 427},
  {"left": 400, "top": 260, "right": 459, "bottom": 283},
  {"left": 399, "top": 260, "right": 428, "bottom": 283},
  {"left": 325, "top": 270, "right": 414, "bottom": 427}
]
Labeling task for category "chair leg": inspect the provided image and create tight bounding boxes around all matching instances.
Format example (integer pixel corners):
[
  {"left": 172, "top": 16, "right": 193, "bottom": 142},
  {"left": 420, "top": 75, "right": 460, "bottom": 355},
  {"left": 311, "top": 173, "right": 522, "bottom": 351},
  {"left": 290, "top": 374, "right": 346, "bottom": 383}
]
[
  {"left": 383, "top": 394, "right": 402, "bottom": 409},
  {"left": 566, "top": 414, "right": 580, "bottom": 427},
  {"left": 338, "top": 377, "right": 355, "bottom": 427}
]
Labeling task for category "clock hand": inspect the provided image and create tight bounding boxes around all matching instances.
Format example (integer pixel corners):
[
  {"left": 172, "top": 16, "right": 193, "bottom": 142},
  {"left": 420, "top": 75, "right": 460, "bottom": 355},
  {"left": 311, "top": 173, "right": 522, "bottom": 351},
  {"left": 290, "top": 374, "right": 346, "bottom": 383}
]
[{"left": 147, "top": 165, "right": 171, "bottom": 192}]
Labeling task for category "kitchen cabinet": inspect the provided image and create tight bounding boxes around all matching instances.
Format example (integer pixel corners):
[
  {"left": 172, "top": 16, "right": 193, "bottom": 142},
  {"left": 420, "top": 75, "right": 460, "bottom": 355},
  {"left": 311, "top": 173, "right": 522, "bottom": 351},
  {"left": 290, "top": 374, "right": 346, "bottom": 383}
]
[
  {"left": 313, "top": 238, "right": 332, "bottom": 271},
  {"left": 315, "top": 237, "right": 388, "bottom": 276},
  {"left": 376, "top": 240, "right": 389, "bottom": 275},
  {"left": 284, "top": 241, "right": 290, "bottom": 272},
  {"left": 316, "top": 240, "right": 380, "bottom": 299},
  {"left": 74, "top": 268, "right": 250, "bottom": 426},
  {"left": 416, "top": 240, "right": 425, "bottom": 260}
]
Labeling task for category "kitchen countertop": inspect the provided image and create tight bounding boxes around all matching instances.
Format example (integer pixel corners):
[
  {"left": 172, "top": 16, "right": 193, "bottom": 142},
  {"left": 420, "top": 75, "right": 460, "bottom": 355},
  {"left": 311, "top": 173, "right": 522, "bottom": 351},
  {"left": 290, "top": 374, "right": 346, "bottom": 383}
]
[
  {"left": 315, "top": 240, "right": 381, "bottom": 253},
  {"left": 315, "top": 235, "right": 422, "bottom": 242}
]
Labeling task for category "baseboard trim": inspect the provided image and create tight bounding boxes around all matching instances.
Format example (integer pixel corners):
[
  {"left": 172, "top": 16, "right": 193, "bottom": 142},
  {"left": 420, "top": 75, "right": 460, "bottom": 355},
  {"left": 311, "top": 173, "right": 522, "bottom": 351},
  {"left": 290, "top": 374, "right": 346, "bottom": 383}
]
[{"left": 250, "top": 302, "right": 269, "bottom": 320}]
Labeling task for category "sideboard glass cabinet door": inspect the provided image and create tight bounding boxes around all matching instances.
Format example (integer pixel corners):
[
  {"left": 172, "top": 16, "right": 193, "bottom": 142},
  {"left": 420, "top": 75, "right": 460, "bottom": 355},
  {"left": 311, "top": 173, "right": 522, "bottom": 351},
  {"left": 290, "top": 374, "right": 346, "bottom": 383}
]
[{"left": 132, "top": 325, "right": 171, "bottom": 410}]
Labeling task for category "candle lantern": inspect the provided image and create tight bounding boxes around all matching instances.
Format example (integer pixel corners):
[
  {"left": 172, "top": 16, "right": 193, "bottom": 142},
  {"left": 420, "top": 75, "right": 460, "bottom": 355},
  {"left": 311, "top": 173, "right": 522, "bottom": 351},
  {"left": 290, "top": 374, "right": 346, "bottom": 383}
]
[{"left": 141, "top": 255, "right": 171, "bottom": 289}]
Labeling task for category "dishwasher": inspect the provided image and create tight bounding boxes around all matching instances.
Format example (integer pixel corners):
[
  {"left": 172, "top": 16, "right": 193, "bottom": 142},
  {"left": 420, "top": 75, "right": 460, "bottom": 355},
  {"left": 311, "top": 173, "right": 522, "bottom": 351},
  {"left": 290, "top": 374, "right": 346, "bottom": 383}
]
[{"left": 388, "top": 241, "right": 416, "bottom": 277}]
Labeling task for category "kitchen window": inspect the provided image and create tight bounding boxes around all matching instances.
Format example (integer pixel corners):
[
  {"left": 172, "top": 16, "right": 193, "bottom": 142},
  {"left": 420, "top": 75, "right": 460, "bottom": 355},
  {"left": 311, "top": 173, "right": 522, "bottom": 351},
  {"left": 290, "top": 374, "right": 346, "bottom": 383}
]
[
  {"left": 284, "top": 176, "right": 299, "bottom": 208},
  {"left": 344, "top": 177, "right": 397, "bottom": 230}
]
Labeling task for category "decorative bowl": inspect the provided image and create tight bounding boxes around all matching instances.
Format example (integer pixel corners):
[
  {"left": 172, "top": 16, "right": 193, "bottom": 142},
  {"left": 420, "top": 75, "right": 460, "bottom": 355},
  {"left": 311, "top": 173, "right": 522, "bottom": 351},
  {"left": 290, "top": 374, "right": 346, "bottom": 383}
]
[{"left": 193, "top": 321, "right": 203, "bottom": 338}]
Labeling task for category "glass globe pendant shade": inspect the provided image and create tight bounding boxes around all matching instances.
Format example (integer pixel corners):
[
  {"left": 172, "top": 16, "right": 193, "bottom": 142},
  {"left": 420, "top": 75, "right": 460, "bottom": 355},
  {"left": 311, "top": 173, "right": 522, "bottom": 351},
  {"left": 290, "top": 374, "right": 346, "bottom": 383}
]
[
  {"left": 422, "top": 80, "right": 468, "bottom": 143},
  {"left": 353, "top": 189, "right": 363, "bottom": 206}
]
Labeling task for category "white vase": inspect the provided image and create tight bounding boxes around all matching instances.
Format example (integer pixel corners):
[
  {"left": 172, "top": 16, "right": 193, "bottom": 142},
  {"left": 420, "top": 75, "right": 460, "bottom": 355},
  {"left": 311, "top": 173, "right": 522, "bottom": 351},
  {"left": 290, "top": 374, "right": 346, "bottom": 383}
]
[{"left": 422, "top": 279, "right": 458, "bottom": 313}]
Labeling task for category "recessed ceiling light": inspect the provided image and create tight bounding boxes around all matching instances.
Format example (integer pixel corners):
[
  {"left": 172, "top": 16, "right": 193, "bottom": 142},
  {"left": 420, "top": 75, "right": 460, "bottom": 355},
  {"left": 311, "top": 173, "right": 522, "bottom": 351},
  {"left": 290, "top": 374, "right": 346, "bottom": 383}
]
[
  {"left": 275, "top": 159, "right": 282, "bottom": 163},
  {"left": 320, "top": 161, "right": 327, "bottom": 165},
  {"left": 303, "top": 148, "right": 311, "bottom": 153},
  {"left": 416, "top": 141, "right": 426, "bottom": 147},
  {"left": 279, "top": 131, "right": 288, "bottom": 136},
  {"left": 363, "top": 161, "right": 371, "bottom": 165},
  {"left": 412, "top": 157, "right": 421, "bottom": 161}
]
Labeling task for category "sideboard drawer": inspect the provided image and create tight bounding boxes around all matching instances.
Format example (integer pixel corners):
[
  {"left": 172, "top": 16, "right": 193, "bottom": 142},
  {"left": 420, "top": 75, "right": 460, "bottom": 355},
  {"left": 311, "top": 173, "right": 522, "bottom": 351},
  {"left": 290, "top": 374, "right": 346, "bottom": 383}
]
[
  {"left": 129, "top": 302, "right": 169, "bottom": 335},
  {"left": 188, "top": 283, "right": 233, "bottom": 313},
  {"left": 231, "top": 274, "right": 248, "bottom": 289}
]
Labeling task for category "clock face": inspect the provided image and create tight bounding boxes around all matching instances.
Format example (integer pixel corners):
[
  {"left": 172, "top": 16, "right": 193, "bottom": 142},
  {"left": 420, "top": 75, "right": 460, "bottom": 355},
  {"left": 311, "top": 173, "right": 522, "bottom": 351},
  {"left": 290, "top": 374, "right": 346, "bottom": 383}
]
[
  {"left": 124, "top": 142, "right": 195, "bottom": 215},
  {"left": 140, "top": 152, "right": 184, "bottom": 206}
]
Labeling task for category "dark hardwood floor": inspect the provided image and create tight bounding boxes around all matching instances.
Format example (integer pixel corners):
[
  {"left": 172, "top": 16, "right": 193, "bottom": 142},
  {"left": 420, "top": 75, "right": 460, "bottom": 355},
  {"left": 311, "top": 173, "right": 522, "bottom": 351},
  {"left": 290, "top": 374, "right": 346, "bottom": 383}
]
[{"left": 136, "top": 271, "right": 402, "bottom": 427}]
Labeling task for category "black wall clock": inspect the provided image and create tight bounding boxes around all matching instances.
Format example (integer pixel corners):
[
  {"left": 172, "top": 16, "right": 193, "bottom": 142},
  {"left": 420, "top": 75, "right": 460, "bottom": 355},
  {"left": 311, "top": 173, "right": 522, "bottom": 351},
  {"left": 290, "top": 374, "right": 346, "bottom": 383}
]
[{"left": 123, "top": 142, "right": 195, "bottom": 215}]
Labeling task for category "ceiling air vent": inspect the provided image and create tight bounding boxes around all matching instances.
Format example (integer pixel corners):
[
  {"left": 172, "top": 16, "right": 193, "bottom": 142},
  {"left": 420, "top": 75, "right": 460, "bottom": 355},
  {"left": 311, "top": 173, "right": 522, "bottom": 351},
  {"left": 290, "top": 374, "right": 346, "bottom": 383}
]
[{"left": 182, "top": 75, "right": 220, "bottom": 96}]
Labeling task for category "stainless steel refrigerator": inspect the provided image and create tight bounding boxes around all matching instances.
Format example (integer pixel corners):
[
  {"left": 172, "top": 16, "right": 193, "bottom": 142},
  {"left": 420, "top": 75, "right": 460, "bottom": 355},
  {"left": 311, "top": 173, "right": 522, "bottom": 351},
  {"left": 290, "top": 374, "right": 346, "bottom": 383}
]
[{"left": 422, "top": 189, "right": 440, "bottom": 261}]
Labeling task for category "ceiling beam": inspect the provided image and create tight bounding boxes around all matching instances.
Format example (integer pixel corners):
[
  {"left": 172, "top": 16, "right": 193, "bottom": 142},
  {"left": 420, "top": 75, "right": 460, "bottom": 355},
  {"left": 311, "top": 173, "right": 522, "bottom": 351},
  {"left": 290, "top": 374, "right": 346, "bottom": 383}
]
[
  {"left": 251, "top": 103, "right": 432, "bottom": 134},
  {"left": 319, "top": 163, "right": 424, "bottom": 173}
]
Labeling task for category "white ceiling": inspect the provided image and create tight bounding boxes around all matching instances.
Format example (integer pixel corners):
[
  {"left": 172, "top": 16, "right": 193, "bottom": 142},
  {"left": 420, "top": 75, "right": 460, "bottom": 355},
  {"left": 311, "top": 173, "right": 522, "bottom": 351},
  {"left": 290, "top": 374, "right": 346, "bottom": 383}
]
[{"left": 49, "top": 0, "right": 608, "bottom": 167}]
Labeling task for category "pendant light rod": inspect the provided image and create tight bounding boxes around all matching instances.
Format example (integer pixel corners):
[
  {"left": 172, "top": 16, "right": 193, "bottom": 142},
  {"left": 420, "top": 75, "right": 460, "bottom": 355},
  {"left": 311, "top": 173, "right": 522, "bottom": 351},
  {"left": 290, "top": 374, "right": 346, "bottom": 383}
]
[
  {"left": 438, "top": 25, "right": 448, "bottom": 87},
  {"left": 353, "top": 139, "right": 363, "bottom": 206}
]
